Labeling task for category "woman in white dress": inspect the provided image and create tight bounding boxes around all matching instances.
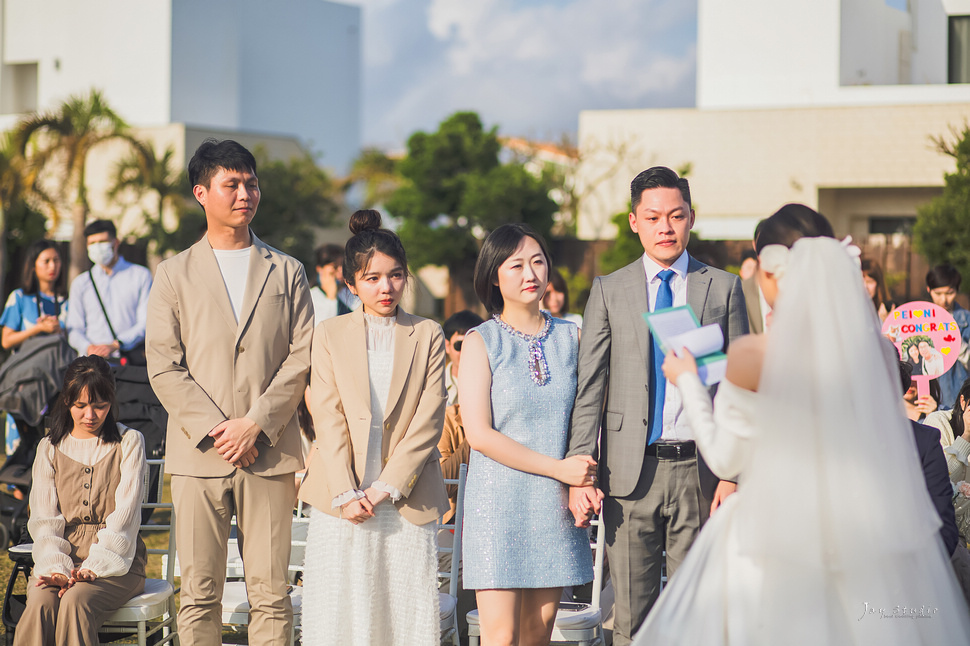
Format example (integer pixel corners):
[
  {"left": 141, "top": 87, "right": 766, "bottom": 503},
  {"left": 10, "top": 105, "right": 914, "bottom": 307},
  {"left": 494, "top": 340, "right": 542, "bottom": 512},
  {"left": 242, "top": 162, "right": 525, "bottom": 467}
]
[
  {"left": 298, "top": 209, "right": 449, "bottom": 646},
  {"left": 633, "top": 204, "right": 970, "bottom": 645}
]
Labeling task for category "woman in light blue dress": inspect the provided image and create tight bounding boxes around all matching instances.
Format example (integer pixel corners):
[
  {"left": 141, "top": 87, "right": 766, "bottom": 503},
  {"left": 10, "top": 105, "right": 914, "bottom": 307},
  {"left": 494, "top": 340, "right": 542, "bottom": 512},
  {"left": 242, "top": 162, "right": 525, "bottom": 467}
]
[{"left": 460, "top": 223, "right": 596, "bottom": 645}]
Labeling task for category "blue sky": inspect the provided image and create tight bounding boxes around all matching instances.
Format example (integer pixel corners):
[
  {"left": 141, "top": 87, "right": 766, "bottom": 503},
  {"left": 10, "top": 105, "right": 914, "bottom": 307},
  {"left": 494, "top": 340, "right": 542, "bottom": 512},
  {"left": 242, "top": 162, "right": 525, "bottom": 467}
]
[{"left": 357, "top": 0, "right": 698, "bottom": 149}]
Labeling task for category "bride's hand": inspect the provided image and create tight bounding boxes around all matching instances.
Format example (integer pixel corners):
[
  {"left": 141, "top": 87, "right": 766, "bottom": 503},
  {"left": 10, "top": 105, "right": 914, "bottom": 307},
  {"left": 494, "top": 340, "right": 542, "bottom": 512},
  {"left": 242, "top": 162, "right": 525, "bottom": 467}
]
[
  {"left": 555, "top": 455, "right": 598, "bottom": 487},
  {"left": 662, "top": 348, "right": 697, "bottom": 383}
]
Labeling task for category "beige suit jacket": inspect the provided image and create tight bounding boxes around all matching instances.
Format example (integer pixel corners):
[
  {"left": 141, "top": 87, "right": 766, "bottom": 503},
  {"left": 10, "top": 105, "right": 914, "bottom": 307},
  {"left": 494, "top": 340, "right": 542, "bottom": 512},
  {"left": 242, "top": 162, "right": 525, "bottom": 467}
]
[
  {"left": 298, "top": 308, "right": 449, "bottom": 526},
  {"left": 146, "top": 233, "right": 313, "bottom": 478}
]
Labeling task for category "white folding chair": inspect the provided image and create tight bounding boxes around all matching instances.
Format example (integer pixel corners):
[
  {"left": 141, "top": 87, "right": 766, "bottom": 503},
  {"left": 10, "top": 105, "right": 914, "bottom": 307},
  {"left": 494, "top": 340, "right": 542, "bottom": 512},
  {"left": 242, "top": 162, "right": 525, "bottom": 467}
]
[
  {"left": 466, "top": 514, "right": 606, "bottom": 646},
  {"left": 439, "top": 462, "right": 468, "bottom": 646},
  {"left": 100, "top": 458, "right": 179, "bottom": 646},
  {"left": 220, "top": 475, "right": 308, "bottom": 646}
]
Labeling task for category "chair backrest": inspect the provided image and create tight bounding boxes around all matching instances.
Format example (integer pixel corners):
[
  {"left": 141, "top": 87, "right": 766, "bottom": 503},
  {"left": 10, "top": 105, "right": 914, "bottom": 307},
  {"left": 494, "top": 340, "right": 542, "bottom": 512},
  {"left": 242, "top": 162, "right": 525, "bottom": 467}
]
[
  {"left": 144, "top": 458, "right": 177, "bottom": 584},
  {"left": 588, "top": 514, "right": 606, "bottom": 610},
  {"left": 438, "top": 462, "right": 468, "bottom": 599}
]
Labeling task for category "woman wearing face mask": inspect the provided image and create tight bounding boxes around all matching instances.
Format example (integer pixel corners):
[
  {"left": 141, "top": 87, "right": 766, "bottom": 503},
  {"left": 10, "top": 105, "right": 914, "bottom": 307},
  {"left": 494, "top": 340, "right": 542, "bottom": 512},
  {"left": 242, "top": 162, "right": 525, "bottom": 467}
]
[
  {"left": 298, "top": 210, "right": 449, "bottom": 646},
  {"left": 1, "top": 240, "right": 68, "bottom": 351},
  {"left": 15, "top": 355, "right": 147, "bottom": 646}
]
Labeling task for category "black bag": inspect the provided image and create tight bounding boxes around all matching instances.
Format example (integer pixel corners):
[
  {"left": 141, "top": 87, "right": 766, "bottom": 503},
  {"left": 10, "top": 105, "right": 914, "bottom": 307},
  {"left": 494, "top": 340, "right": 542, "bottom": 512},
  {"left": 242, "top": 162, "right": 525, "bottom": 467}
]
[{"left": 87, "top": 270, "right": 147, "bottom": 366}]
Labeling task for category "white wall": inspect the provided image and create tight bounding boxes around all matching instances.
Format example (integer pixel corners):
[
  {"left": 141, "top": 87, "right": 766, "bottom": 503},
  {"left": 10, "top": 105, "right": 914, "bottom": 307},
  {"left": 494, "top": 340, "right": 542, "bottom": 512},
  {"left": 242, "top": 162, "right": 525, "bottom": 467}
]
[
  {"left": 1, "top": 0, "right": 173, "bottom": 124},
  {"left": 576, "top": 102, "right": 967, "bottom": 241},
  {"left": 698, "top": 0, "right": 966, "bottom": 108},
  {"left": 912, "top": 0, "right": 949, "bottom": 84},
  {"left": 170, "top": 0, "right": 361, "bottom": 172},
  {"left": 840, "top": 0, "right": 912, "bottom": 86},
  {"left": 0, "top": 0, "right": 361, "bottom": 173},
  {"left": 697, "top": 0, "right": 843, "bottom": 108}
]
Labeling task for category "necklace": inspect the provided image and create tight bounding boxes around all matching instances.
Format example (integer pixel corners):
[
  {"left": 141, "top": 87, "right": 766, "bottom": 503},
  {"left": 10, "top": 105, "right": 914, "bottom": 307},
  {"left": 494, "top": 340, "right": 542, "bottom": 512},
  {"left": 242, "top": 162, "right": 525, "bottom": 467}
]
[{"left": 493, "top": 312, "right": 552, "bottom": 386}]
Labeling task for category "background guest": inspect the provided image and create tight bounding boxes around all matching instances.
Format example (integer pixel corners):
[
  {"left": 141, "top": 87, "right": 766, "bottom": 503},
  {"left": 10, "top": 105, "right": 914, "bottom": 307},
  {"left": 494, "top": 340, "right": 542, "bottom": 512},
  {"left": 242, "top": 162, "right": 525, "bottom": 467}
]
[
  {"left": 442, "top": 310, "right": 484, "bottom": 406},
  {"left": 2, "top": 240, "right": 68, "bottom": 351},
  {"left": 67, "top": 220, "right": 152, "bottom": 363},
  {"left": 861, "top": 258, "right": 895, "bottom": 322},
  {"left": 17, "top": 355, "right": 146, "bottom": 646},
  {"left": 926, "top": 264, "right": 970, "bottom": 408},
  {"left": 309, "top": 243, "right": 354, "bottom": 325},
  {"left": 542, "top": 267, "right": 583, "bottom": 328}
]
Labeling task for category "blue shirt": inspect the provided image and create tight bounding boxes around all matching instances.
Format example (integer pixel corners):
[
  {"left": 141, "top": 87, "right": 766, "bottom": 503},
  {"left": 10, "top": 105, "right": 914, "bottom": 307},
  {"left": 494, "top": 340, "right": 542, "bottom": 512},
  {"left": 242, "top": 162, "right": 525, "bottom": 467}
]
[
  {"left": 0, "top": 289, "right": 68, "bottom": 332},
  {"left": 939, "top": 304, "right": 970, "bottom": 409},
  {"left": 66, "top": 256, "right": 152, "bottom": 356}
]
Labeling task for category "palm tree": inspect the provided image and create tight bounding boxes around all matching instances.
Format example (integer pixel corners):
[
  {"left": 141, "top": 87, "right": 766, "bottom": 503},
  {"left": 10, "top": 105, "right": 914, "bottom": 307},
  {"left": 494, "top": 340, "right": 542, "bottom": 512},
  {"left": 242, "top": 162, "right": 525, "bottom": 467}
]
[
  {"left": 15, "top": 89, "right": 130, "bottom": 281},
  {"left": 107, "top": 139, "right": 188, "bottom": 254},
  {"left": 344, "top": 147, "right": 402, "bottom": 208},
  {"left": 0, "top": 132, "right": 26, "bottom": 292}
]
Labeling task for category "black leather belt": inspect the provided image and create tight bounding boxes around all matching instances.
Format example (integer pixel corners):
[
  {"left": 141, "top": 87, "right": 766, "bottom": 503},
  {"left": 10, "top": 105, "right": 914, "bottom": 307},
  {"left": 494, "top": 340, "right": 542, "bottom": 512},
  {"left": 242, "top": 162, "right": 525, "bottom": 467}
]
[{"left": 646, "top": 440, "right": 696, "bottom": 460}]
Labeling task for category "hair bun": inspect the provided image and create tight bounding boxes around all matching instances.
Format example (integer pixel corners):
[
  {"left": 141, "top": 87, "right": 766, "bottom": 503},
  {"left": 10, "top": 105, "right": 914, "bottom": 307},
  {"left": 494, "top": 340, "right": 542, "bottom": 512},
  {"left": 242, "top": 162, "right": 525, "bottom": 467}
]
[{"left": 349, "top": 209, "right": 383, "bottom": 235}]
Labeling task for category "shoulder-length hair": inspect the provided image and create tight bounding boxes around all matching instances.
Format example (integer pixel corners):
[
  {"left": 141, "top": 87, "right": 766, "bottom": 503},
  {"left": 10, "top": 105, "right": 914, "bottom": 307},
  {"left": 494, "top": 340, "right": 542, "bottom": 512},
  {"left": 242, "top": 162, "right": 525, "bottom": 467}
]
[
  {"left": 21, "top": 240, "right": 66, "bottom": 297},
  {"left": 48, "top": 356, "right": 121, "bottom": 446},
  {"left": 473, "top": 223, "right": 552, "bottom": 315}
]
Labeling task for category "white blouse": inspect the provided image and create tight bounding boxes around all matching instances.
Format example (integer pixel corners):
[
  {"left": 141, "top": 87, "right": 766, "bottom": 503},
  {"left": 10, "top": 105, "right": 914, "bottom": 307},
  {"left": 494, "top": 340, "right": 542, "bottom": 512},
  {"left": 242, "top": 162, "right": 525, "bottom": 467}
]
[
  {"left": 331, "top": 313, "right": 403, "bottom": 507},
  {"left": 29, "top": 425, "right": 146, "bottom": 578}
]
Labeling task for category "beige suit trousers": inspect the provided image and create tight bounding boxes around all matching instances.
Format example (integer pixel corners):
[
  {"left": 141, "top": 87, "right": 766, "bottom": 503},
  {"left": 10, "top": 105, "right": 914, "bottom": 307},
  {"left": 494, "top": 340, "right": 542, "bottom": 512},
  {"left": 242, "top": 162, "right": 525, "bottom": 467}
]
[{"left": 172, "top": 469, "right": 296, "bottom": 646}]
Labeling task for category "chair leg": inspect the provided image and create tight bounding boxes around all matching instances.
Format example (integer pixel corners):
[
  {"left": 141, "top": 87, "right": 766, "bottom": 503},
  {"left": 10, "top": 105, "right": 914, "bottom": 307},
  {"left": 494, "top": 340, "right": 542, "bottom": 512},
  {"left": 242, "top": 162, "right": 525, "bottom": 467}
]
[{"left": 138, "top": 619, "right": 147, "bottom": 646}]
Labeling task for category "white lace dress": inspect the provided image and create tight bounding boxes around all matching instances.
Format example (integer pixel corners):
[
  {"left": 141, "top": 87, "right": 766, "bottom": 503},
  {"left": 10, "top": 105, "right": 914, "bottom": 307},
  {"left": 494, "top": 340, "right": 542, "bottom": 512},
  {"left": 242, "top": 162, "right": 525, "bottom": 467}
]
[{"left": 301, "top": 314, "right": 440, "bottom": 646}]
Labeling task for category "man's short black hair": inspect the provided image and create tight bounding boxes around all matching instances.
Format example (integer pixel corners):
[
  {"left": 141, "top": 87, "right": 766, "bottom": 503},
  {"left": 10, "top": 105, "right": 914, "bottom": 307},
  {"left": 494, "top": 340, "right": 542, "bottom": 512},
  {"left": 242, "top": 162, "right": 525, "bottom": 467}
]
[
  {"left": 83, "top": 219, "right": 117, "bottom": 239},
  {"left": 630, "top": 166, "right": 691, "bottom": 213},
  {"left": 188, "top": 139, "right": 257, "bottom": 190},
  {"left": 443, "top": 310, "right": 485, "bottom": 340},
  {"left": 926, "top": 264, "right": 962, "bottom": 291}
]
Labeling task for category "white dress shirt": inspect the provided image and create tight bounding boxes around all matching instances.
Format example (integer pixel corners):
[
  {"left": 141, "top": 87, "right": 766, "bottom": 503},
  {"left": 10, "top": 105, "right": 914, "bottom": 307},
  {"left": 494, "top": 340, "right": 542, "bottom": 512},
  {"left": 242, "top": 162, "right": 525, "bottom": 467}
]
[{"left": 642, "top": 251, "right": 693, "bottom": 441}]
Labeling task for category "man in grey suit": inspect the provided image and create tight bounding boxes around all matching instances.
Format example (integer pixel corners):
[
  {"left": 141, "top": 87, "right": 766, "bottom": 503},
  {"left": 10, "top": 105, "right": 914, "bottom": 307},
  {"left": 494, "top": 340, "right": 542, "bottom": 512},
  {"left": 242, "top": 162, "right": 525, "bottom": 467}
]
[{"left": 567, "top": 167, "right": 748, "bottom": 645}]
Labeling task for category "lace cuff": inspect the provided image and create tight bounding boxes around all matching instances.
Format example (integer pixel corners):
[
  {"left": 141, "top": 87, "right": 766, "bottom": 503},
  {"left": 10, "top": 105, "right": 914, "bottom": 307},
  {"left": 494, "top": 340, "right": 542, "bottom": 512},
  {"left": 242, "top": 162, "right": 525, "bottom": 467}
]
[
  {"left": 331, "top": 489, "right": 365, "bottom": 509},
  {"left": 944, "top": 436, "right": 970, "bottom": 465},
  {"left": 372, "top": 480, "right": 402, "bottom": 502}
]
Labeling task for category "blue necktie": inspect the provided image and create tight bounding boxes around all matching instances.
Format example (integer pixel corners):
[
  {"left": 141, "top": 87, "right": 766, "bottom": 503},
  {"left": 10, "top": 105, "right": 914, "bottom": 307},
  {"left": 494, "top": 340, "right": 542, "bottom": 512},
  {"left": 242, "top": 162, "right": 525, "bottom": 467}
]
[{"left": 648, "top": 269, "right": 675, "bottom": 445}]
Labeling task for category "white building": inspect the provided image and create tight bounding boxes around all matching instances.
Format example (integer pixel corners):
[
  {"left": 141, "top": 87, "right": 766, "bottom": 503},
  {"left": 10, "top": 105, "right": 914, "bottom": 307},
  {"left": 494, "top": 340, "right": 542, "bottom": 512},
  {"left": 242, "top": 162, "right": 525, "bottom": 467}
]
[
  {"left": 577, "top": 0, "right": 970, "bottom": 244},
  {"left": 0, "top": 0, "right": 361, "bottom": 173}
]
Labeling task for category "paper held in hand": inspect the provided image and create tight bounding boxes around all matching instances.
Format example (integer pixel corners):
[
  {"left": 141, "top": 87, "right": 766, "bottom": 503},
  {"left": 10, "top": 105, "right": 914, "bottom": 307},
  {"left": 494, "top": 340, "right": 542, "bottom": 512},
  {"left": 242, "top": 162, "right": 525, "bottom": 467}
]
[{"left": 643, "top": 305, "right": 727, "bottom": 386}]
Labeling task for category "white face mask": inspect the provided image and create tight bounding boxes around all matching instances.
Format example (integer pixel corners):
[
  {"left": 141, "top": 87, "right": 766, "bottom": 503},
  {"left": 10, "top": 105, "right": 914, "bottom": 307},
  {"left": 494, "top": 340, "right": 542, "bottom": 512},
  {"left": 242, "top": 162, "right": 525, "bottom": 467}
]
[{"left": 88, "top": 241, "right": 116, "bottom": 267}]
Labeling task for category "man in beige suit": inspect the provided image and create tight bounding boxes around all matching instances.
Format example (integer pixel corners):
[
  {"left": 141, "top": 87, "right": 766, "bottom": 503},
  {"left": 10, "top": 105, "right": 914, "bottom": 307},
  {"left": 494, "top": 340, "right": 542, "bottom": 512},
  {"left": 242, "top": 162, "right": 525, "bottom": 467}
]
[{"left": 147, "top": 139, "right": 313, "bottom": 645}]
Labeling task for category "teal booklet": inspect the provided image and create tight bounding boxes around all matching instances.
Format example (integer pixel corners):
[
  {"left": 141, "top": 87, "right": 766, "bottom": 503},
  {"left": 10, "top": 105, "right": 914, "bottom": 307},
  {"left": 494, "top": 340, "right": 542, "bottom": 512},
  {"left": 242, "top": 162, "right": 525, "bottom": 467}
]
[{"left": 643, "top": 304, "right": 727, "bottom": 386}]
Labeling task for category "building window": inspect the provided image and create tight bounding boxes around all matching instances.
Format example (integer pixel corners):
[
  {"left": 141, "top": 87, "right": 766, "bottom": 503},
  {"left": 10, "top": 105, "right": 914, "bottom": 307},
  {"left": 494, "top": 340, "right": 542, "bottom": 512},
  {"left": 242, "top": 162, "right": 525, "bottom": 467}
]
[
  {"left": 0, "top": 63, "right": 38, "bottom": 114},
  {"left": 949, "top": 16, "right": 970, "bottom": 83},
  {"left": 869, "top": 217, "right": 915, "bottom": 236}
]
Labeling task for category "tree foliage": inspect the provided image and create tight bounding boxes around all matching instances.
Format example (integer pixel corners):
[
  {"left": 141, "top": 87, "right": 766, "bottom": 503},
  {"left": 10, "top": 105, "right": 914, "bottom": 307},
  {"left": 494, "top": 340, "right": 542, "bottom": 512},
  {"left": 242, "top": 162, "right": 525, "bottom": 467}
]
[
  {"left": 345, "top": 147, "right": 401, "bottom": 208},
  {"left": 15, "top": 90, "right": 131, "bottom": 281},
  {"left": 387, "top": 112, "right": 558, "bottom": 273},
  {"left": 914, "top": 124, "right": 970, "bottom": 280},
  {"left": 249, "top": 148, "right": 341, "bottom": 271}
]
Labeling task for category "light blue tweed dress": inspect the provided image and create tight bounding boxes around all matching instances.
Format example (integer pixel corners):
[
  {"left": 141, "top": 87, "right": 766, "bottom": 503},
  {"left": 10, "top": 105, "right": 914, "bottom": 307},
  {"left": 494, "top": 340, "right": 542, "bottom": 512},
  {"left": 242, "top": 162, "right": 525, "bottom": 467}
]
[{"left": 463, "top": 315, "right": 594, "bottom": 589}]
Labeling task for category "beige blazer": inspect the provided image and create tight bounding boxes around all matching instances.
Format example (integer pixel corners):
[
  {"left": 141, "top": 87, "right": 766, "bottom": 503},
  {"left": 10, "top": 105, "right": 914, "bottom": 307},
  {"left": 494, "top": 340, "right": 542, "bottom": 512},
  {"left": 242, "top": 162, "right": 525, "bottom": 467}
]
[
  {"left": 146, "top": 233, "right": 313, "bottom": 478},
  {"left": 298, "top": 308, "right": 449, "bottom": 526}
]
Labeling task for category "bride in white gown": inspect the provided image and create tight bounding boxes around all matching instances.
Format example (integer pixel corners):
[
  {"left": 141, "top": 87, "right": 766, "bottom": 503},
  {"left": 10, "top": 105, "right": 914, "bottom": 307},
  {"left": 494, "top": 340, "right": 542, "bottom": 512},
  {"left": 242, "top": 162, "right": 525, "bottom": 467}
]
[{"left": 633, "top": 205, "right": 970, "bottom": 645}]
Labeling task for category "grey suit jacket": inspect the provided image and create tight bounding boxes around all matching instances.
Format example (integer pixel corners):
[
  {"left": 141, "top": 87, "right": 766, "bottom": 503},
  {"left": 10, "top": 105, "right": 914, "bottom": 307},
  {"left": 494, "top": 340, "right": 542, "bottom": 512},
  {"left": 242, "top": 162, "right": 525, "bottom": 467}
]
[
  {"left": 741, "top": 275, "right": 764, "bottom": 335},
  {"left": 567, "top": 255, "right": 748, "bottom": 498},
  {"left": 146, "top": 233, "right": 313, "bottom": 478}
]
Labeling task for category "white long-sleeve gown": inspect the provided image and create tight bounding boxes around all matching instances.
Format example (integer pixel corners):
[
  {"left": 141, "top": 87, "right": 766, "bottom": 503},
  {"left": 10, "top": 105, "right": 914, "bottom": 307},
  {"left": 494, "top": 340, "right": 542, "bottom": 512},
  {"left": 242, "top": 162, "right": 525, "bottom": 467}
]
[{"left": 634, "top": 373, "right": 970, "bottom": 645}]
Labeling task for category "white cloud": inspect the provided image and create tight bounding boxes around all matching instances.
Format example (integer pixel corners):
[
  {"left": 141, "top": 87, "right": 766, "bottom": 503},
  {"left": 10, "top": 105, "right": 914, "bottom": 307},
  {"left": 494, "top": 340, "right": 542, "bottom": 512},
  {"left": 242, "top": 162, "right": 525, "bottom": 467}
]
[{"left": 358, "top": 0, "right": 698, "bottom": 148}]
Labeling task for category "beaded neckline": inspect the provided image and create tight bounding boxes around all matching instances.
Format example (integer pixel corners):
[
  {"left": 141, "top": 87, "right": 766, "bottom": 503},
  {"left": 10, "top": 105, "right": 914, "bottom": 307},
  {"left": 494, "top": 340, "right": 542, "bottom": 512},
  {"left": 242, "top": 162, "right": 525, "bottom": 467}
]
[{"left": 492, "top": 312, "right": 552, "bottom": 386}]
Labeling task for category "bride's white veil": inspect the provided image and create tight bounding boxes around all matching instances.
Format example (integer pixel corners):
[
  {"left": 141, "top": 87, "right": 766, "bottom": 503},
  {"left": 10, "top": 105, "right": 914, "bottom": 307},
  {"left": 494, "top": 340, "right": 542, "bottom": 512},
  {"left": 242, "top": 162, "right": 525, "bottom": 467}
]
[{"left": 735, "top": 236, "right": 969, "bottom": 642}]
